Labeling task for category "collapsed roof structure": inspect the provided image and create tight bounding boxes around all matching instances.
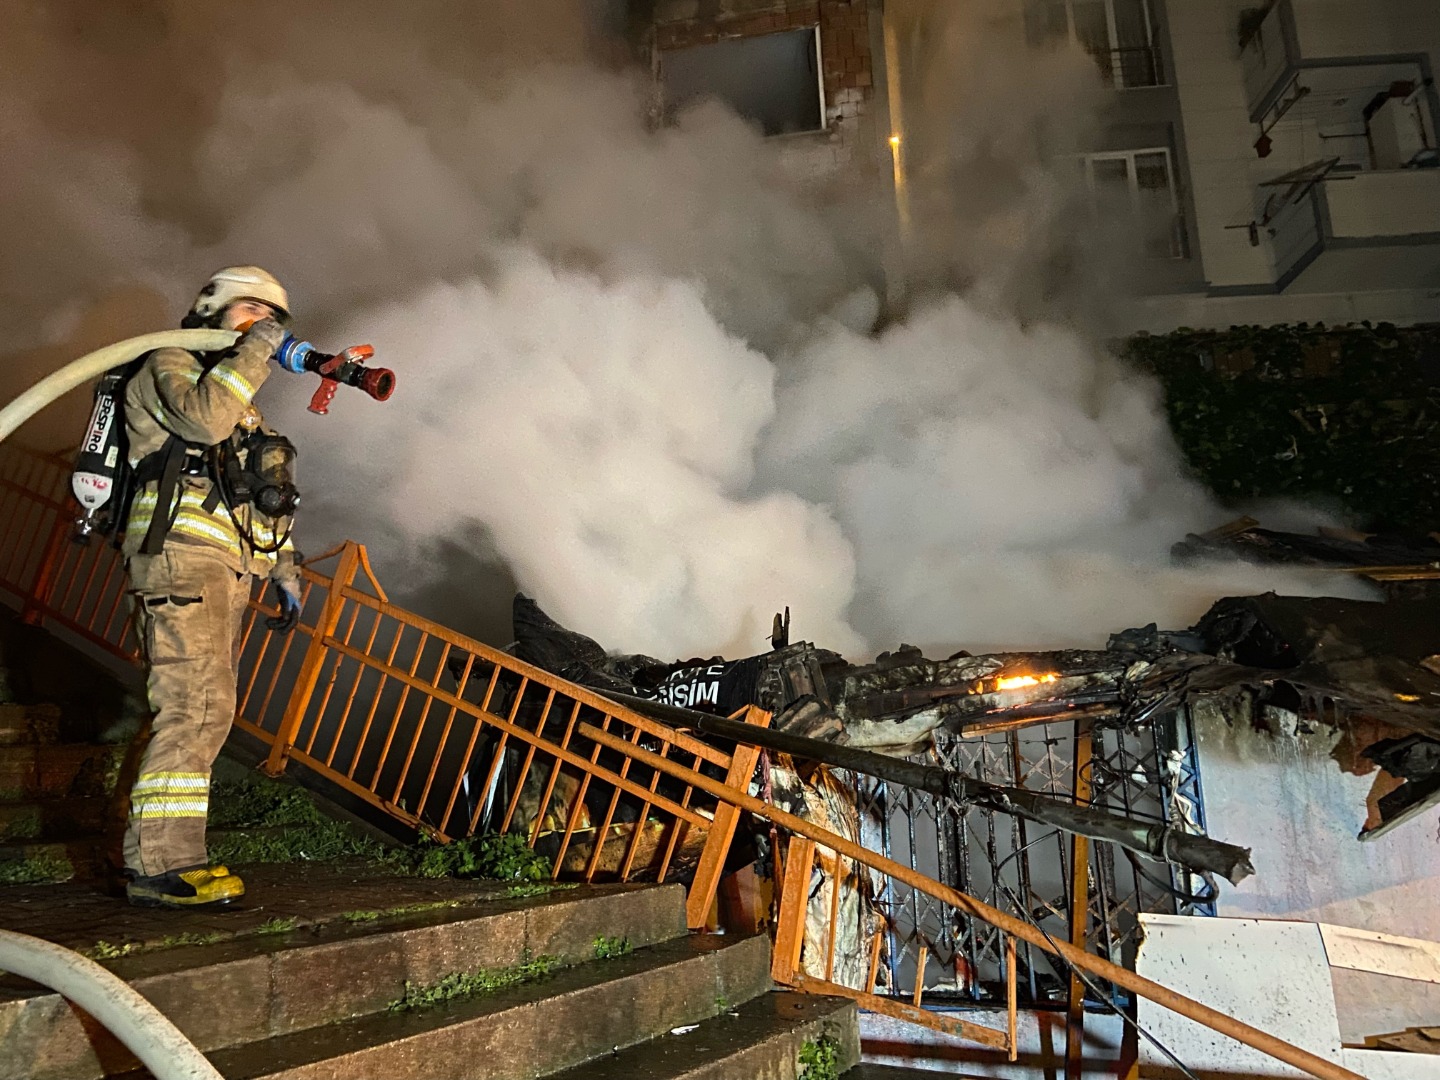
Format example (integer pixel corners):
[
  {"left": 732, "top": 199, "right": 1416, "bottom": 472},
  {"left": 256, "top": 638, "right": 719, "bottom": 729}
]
[{"left": 514, "top": 580, "right": 1440, "bottom": 848}]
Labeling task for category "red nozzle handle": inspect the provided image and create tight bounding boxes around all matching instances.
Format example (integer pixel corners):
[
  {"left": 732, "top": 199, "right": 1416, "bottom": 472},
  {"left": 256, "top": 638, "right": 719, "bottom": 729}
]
[{"left": 308, "top": 379, "right": 338, "bottom": 416}]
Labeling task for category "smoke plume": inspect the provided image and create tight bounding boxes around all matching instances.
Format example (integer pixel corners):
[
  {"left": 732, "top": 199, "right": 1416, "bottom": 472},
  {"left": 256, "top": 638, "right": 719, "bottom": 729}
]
[{"left": 0, "top": 1, "right": 1363, "bottom": 659}]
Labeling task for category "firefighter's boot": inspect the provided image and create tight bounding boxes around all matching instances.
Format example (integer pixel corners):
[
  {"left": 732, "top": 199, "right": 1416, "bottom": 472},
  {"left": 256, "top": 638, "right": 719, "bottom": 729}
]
[{"left": 126, "top": 866, "right": 246, "bottom": 908}]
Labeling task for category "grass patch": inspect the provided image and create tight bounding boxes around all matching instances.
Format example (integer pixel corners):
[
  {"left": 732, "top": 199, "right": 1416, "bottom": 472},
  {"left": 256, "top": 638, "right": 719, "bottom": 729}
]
[
  {"left": 401, "top": 833, "right": 552, "bottom": 882},
  {"left": 255, "top": 916, "right": 299, "bottom": 935},
  {"left": 85, "top": 932, "right": 225, "bottom": 958},
  {"left": 593, "top": 935, "right": 631, "bottom": 960},
  {"left": 157, "top": 931, "right": 228, "bottom": 949},
  {"left": 205, "top": 776, "right": 384, "bottom": 867},
  {"left": 0, "top": 851, "right": 71, "bottom": 885},
  {"left": 208, "top": 821, "right": 385, "bottom": 866},
  {"left": 2, "top": 808, "right": 42, "bottom": 842},
  {"left": 208, "top": 778, "right": 329, "bottom": 829},
  {"left": 798, "top": 1036, "right": 842, "bottom": 1080},
  {"left": 389, "top": 955, "right": 562, "bottom": 1012},
  {"left": 85, "top": 940, "right": 144, "bottom": 960},
  {"left": 503, "top": 882, "right": 576, "bottom": 900},
  {"left": 341, "top": 899, "right": 463, "bottom": 924}
]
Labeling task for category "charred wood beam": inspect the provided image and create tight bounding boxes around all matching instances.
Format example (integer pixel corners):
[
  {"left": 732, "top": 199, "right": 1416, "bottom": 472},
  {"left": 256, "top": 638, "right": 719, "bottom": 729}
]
[{"left": 599, "top": 690, "right": 1254, "bottom": 885}]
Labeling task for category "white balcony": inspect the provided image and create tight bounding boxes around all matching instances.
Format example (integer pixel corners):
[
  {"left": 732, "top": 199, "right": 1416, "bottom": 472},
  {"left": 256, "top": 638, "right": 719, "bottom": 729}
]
[
  {"left": 1242, "top": 0, "right": 1439, "bottom": 122},
  {"left": 1267, "top": 169, "right": 1440, "bottom": 292}
]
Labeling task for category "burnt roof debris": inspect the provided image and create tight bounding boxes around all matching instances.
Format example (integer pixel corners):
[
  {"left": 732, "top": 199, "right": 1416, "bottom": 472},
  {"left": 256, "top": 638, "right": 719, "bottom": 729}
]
[
  {"left": 510, "top": 585, "right": 1440, "bottom": 842},
  {"left": 1173, "top": 518, "right": 1440, "bottom": 596}
]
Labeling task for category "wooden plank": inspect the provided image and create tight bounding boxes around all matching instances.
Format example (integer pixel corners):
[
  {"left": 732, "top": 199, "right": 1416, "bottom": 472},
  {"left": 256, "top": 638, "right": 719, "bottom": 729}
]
[
  {"left": 686, "top": 709, "right": 770, "bottom": 928},
  {"left": 787, "top": 973, "right": 1010, "bottom": 1052},
  {"left": 772, "top": 836, "right": 816, "bottom": 984}
]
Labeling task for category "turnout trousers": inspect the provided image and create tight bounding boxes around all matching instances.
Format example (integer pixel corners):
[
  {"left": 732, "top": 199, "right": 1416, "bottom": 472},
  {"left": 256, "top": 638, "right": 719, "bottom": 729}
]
[{"left": 122, "top": 545, "right": 253, "bottom": 877}]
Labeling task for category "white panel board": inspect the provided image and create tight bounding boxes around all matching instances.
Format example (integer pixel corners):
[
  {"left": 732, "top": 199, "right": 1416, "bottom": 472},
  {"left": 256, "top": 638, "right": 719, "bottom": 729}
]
[
  {"left": 1321, "top": 925, "right": 1440, "bottom": 986},
  {"left": 1134, "top": 914, "right": 1342, "bottom": 1079},
  {"left": 1341, "top": 1048, "right": 1440, "bottom": 1080}
]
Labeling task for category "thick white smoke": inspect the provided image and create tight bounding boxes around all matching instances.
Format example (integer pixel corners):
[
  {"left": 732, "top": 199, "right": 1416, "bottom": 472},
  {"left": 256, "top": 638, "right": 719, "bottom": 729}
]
[{"left": 0, "top": 2, "right": 1365, "bottom": 660}]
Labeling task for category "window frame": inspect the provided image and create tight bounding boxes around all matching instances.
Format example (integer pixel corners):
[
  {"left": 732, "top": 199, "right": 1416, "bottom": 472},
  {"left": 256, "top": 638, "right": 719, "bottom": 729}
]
[
  {"left": 657, "top": 25, "right": 829, "bottom": 138},
  {"left": 1081, "top": 146, "right": 1186, "bottom": 259},
  {"left": 1038, "top": 0, "right": 1163, "bottom": 89}
]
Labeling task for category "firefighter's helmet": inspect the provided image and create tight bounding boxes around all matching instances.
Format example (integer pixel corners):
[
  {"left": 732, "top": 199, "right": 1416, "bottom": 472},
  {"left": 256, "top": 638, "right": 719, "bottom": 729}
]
[{"left": 184, "top": 266, "right": 291, "bottom": 328}]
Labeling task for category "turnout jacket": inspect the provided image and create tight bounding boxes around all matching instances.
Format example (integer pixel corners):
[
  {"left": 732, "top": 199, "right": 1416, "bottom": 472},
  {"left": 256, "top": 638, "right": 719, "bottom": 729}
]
[{"left": 122, "top": 337, "right": 294, "bottom": 577}]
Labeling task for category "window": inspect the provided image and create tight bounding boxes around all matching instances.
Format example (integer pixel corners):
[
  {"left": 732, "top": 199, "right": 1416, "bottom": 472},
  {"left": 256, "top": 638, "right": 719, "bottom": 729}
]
[
  {"left": 1081, "top": 148, "right": 1186, "bottom": 258},
  {"left": 1026, "top": 0, "right": 1164, "bottom": 88},
  {"left": 660, "top": 28, "right": 825, "bottom": 137}
]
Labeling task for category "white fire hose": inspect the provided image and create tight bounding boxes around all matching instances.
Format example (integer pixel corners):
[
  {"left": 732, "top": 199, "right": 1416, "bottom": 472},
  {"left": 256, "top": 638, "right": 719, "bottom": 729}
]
[
  {"left": 0, "top": 929, "right": 223, "bottom": 1080},
  {"left": 0, "top": 329, "right": 238, "bottom": 446}
]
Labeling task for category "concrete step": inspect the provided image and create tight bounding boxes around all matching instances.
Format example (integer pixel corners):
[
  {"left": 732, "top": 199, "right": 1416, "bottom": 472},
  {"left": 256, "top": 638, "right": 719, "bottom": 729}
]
[
  {"left": 0, "top": 743, "right": 125, "bottom": 801},
  {"left": 208, "top": 933, "right": 773, "bottom": 1080},
  {"left": 543, "top": 990, "right": 859, "bottom": 1079},
  {"left": 0, "top": 883, "right": 690, "bottom": 1080},
  {"left": 0, "top": 798, "right": 107, "bottom": 843},
  {"left": 0, "top": 838, "right": 104, "bottom": 886},
  {"left": 0, "top": 704, "right": 60, "bottom": 747}
]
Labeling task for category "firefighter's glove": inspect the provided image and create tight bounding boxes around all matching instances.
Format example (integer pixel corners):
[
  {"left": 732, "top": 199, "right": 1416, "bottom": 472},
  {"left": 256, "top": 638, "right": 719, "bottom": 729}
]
[
  {"left": 266, "top": 575, "right": 303, "bottom": 634},
  {"left": 242, "top": 317, "right": 287, "bottom": 357}
]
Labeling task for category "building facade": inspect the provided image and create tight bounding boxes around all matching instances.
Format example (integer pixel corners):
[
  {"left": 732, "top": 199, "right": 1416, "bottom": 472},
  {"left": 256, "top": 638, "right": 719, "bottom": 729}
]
[
  {"left": 631, "top": 0, "right": 1440, "bottom": 331},
  {"left": 1109, "top": 0, "right": 1440, "bottom": 330}
]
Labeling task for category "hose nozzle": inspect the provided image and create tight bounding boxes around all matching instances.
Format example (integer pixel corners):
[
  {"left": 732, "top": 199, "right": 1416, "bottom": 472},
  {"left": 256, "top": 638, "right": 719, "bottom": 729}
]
[{"left": 273, "top": 335, "right": 396, "bottom": 415}]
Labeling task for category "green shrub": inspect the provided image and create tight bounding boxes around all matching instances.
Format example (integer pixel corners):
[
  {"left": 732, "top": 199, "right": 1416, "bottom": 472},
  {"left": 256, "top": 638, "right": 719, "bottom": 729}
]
[{"left": 798, "top": 1036, "right": 842, "bottom": 1080}]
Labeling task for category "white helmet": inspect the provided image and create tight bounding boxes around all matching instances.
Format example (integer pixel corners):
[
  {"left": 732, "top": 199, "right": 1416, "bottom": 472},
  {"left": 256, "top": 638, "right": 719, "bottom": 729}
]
[{"left": 184, "top": 266, "right": 291, "bottom": 327}]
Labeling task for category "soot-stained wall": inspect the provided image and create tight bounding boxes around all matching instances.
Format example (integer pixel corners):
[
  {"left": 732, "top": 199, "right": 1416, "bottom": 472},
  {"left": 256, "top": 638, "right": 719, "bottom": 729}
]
[{"left": 645, "top": 0, "right": 882, "bottom": 180}]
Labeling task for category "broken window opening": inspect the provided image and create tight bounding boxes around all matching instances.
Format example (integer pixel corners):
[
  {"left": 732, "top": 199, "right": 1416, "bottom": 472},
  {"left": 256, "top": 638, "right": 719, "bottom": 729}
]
[{"left": 659, "top": 27, "right": 826, "bottom": 137}]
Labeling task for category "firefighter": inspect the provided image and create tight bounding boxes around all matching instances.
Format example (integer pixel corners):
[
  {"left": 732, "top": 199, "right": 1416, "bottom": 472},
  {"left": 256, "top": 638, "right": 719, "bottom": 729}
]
[{"left": 121, "top": 266, "right": 303, "bottom": 908}]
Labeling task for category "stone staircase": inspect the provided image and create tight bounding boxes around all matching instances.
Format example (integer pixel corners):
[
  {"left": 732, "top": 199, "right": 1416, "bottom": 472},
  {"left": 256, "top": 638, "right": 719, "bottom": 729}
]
[
  {"left": 0, "top": 701, "right": 124, "bottom": 886},
  {"left": 0, "top": 882, "right": 863, "bottom": 1080}
]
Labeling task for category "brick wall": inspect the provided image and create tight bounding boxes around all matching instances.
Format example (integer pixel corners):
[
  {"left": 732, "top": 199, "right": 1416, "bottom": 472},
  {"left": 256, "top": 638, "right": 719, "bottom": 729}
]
[{"left": 649, "top": 0, "right": 879, "bottom": 175}]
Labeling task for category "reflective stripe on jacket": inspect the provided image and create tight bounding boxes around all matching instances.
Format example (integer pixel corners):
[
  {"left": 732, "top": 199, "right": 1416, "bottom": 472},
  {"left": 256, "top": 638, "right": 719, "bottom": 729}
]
[{"left": 122, "top": 340, "right": 291, "bottom": 575}]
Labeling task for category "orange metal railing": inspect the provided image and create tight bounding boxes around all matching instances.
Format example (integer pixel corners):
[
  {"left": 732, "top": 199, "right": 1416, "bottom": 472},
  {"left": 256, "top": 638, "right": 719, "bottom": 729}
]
[
  {"left": 0, "top": 441, "right": 1365, "bottom": 1080},
  {"left": 0, "top": 441, "right": 760, "bottom": 929}
]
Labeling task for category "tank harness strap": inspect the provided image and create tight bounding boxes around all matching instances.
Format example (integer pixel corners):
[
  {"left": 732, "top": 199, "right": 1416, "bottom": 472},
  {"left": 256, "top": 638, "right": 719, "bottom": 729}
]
[{"left": 134, "top": 437, "right": 209, "bottom": 556}]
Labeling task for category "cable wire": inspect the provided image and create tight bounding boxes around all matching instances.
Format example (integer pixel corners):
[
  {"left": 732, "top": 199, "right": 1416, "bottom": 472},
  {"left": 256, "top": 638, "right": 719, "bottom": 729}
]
[{"left": 998, "top": 881, "right": 1203, "bottom": 1080}]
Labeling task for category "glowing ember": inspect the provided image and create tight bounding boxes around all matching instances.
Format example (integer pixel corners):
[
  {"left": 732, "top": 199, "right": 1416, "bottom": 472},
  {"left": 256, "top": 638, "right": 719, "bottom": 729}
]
[{"left": 994, "top": 673, "right": 1059, "bottom": 692}]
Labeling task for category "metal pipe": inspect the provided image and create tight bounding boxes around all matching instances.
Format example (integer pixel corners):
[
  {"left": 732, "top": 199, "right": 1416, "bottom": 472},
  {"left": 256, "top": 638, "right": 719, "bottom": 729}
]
[
  {"left": 578, "top": 721, "right": 1364, "bottom": 1080},
  {"left": 598, "top": 692, "right": 1253, "bottom": 884}
]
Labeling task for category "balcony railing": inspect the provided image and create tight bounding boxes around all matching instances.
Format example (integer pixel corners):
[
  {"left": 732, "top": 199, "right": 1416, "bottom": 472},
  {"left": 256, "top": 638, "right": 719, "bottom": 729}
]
[{"left": 1088, "top": 44, "right": 1165, "bottom": 89}]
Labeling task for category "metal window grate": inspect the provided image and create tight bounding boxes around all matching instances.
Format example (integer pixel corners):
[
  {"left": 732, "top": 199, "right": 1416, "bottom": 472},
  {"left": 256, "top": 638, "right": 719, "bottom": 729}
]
[{"left": 853, "top": 710, "right": 1211, "bottom": 1008}]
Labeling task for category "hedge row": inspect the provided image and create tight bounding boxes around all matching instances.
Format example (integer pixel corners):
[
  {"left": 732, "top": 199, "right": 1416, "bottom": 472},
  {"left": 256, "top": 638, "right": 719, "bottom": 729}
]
[{"left": 1122, "top": 322, "right": 1440, "bottom": 531}]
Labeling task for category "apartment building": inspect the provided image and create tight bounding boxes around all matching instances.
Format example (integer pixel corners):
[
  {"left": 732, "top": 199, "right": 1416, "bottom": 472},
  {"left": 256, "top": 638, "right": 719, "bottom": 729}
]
[
  {"left": 1100, "top": 0, "right": 1440, "bottom": 330},
  {"left": 632, "top": 0, "right": 1440, "bottom": 331}
]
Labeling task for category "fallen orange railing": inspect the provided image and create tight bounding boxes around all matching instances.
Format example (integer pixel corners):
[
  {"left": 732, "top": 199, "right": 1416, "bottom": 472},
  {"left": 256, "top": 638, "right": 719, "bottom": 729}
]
[{"left": 0, "top": 441, "right": 1364, "bottom": 1080}]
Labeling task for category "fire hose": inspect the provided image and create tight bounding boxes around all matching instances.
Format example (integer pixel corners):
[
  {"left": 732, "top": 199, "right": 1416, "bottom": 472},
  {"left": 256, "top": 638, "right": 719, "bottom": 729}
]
[
  {"left": 0, "top": 330, "right": 236, "bottom": 445},
  {"left": 0, "top": 328, "right": 396, "bottom": 447},
  {"left": 0, "top": 930, "right": 223, "bottom": 1080}
]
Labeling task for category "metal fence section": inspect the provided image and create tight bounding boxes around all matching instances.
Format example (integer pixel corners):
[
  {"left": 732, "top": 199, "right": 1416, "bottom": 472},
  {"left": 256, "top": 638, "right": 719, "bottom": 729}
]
[
  {"left": 1089, "top": 44, "right": 1165, "bottom": 88},
  {"left": 852, "top": 710, "right": 1212, "bottom": 1010}
]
